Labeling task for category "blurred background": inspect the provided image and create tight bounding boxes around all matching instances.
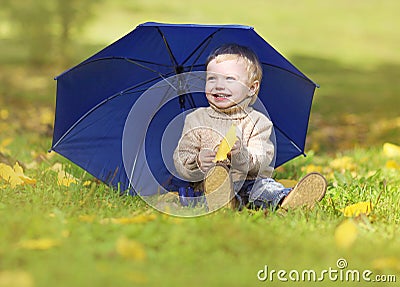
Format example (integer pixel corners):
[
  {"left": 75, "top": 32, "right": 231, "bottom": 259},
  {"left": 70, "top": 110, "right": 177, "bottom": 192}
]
[{"left": 1, "top": 0, "right": 399, "bottom": 155}]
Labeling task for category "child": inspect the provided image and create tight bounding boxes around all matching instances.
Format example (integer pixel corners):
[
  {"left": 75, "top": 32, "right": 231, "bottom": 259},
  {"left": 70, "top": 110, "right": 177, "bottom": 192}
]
[{"left": 173, "top": 43, "right": 326, "bottom": 211}]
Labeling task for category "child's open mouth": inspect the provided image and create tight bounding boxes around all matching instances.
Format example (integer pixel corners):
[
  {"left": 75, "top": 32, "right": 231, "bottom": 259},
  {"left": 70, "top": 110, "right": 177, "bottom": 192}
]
[{"left": 212, "top": 93, "right": 231, "bottom": 101}]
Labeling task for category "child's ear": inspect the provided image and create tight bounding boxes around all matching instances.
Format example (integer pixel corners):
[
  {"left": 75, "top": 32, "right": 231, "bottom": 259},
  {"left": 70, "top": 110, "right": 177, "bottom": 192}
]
[{"left": 248, "top": 80, "right": 260, "bottom": 96}]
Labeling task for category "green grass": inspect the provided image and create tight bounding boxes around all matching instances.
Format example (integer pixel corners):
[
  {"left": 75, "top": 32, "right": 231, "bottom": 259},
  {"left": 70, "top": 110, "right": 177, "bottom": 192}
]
[
  {"left": 1, "top": 134, "right": 400, "bottom": 286},
  {"left": 1, "top": 0, "right": 400, "bottom": 286}
]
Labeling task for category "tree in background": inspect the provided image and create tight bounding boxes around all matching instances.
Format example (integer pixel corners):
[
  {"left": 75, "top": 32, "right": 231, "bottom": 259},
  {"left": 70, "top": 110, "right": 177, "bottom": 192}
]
[{"left": 1, "top": 0, "right": 101, "bottom": 66}]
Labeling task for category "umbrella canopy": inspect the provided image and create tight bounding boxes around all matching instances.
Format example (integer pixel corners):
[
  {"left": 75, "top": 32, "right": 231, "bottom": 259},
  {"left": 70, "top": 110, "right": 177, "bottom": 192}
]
[{"left": 51, "top": 22, "right": 318, "bottom": 196}]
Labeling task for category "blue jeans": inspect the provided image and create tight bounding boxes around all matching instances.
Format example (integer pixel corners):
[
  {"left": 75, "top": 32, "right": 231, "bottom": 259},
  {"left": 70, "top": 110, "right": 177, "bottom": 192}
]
[{"left": 233, "top": 178, "right": 291, "bottom": 210}]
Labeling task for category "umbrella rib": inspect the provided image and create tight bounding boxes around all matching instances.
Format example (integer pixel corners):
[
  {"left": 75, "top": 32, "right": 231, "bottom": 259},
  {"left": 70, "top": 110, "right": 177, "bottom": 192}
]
[
  {"left": 261, "top": 62, "right": 319, "bottom": 87},
  {"left": 182, "top": 29, "right": 223, "bottom": 68},
  {"left": 156, "top": 27, "right": 179, "bottom": 68},
  {"left": 124, "top": 58, "right": 173, "bottom": 74},
  {"left": 51, "top": 74, "right": 170, "bottom": 150},
  {"left": 123, "top": 58, "right": 185, "bottom": 93},
  {"left": 272, "top": 124, "right": 306, "bottom": 156},
  {"left": 55, "top": 57, "right": 173, "bottom": 80}
]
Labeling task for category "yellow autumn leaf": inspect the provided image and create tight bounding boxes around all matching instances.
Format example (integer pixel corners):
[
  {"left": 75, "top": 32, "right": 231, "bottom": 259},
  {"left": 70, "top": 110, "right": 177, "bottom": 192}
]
[
  {"left": 214, "top": 124, "right": 237, "bottom": 162},
  {"left": 383, "top": 142, "right": 400, "bottom": 158},
  {"left": 102, "top": 214, "right": 157, "bottom": 225},
  {"left": 57, "top": 170, "right": 77, "bottom": 186},
  {"left": 385, "top": 160, "right": 400, "bottom": 170},
  {"left": 19, "top": 238, "right": 60, "bottom": 250},
  {"left": 116, "top": 236, "right": 146, "bottom": 261},
  {"left": 57, "top": 171, "right": 77, "bottom": 186},
  {"left": 83, "top": 180, "right": 92, "bottom": 186},
  {"left": 372, "top": 257, "right": 400, "bottom": 272},
  {"left": 78, "top": 215, "right": 97, "bottom": 223},
  {"left": 276, "top": 179, "right": 297, "bottom": 188},
  {"left": 0, "top": 163, "right": 23, "bottom": 188},
  {"left": 0, "top": 270, "right": 34, "bottom": 287},
  {"left": 301, "top": 164, "right": 323, "bottom": 174},
  {"left": 0, "top": 108, "right": 9, "bottom": 120},
  {"left": 50, "top": 163, "right": 78, "bottom": 186},
  {"left": 341, "top": 201, "right": 373, "bottom": 217},
  {"left": 39, "top": 107, "right": 54, "bottom": 126},
  {"left": 334, "top": 219, "right": 358, "bottom": 249},
  {"left": 330, "top": 156, "right": 356, "bottom": 171},
  {"left": 0, "top": 137, "right": 13, "bottom": 155},
  {"left": 13, "top": 162, "right": 37, "bottom": 185}
]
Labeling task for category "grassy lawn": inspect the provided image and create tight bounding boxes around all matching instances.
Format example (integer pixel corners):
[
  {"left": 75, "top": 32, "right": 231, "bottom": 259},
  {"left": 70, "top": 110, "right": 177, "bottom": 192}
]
[{"left": 1, "top": 0, "right": 400, "bottom": 286}]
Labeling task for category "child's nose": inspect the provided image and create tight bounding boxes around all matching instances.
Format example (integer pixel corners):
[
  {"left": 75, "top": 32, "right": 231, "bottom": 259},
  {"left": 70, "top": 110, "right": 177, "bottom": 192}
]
[{"left": 215, "top": 78, "right": 225, "bottom": 89}]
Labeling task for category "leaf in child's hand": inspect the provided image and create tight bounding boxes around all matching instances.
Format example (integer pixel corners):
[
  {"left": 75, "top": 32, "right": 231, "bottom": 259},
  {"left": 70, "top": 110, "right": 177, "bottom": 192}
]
[
  {"left": 341, "top": 201, "right": 373, "bottom": 217},
  {"left": 214, "top": 124, "right": 237, "bottom": 162},
  {"left": 383, "top": 142, "right": 400, "bottom": 158},
  {"left": 334, "top": 219, "right": 358, "bottom": 249}
]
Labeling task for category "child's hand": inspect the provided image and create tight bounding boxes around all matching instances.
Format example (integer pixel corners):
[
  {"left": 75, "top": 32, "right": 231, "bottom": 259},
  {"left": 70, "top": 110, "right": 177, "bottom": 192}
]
[{"left": 197, "top": 149, "right": 216, "bottom": 172}]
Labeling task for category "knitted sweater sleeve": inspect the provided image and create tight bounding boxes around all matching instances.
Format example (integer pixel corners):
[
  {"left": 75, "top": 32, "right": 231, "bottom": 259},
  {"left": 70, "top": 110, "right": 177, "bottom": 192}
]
[
  {"left": 231, "top": 114, "right": 274, "bottom": 177},
  {"left": 173, "top": 114, "right": 205, "bottom": 182}
]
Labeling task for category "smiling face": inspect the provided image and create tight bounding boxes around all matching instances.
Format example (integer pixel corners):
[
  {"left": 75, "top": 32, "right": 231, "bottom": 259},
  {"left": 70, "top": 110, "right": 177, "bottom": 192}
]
[{"left": 205, "top": 56, "right": 259, "bottom": 110}]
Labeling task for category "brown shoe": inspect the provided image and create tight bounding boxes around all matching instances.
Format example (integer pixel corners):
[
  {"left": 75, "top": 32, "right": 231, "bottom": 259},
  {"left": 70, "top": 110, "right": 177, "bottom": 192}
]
[
  {"left": 280, "top": 172, "right": 327, "bottom": 210},
  {"left": 204, "top": 162, "right": 236, "bottom": 212}
]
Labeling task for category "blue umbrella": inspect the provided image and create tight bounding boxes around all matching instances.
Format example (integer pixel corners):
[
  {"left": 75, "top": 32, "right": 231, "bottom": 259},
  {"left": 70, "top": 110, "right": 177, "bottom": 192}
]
[{"left": 51, "top": 22, "right": 318, "bottom": 196}]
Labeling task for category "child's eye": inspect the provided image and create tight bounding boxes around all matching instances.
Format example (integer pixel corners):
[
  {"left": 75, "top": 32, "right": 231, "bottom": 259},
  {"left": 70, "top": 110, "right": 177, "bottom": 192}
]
[
  {"left": 226, "top": 76, "right": 237, "bottom": 81},
  {"left": 207, "top": 76, "right": 216, "bottom": 81}
]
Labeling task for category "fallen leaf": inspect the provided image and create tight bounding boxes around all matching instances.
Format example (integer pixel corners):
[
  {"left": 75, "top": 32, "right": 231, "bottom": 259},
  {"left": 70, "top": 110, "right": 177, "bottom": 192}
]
[
  {"left": 0, "top": 163, "right": 23, "bottom": 187},
  {"left": 78, "top": 215, "right": 96, "bottom": 223},
  {"left": 19, "top": 238, "right": 60, "bottom": 250},
  {"left": 39, "top": 107, "right": 54, "bottom": 126},
  {"left": 83, "top": 180, "right": 92, "bottom": 186},
  {"left": 334, "top": 219, "right": 358, "bottom": 249},
  {"left": 50, "top": 163, "right": 78, "bottom": 186},
  {"left": 385, "top": 160, "right": 400, "bottom": 170},
  {"left": 0, "top": 162, "right": 36, "bottom": 187},
  {"left": 0, "top": 137, "right": 13, "bottom": 155},
  {"left": 0, "top": 270, "right": 34, "bottom": 287},
  {"left": 372, "top": 257, "right": 400, "bottom": 272},
  {"left": 102, "top": 214, "right": 157, "bottom": 225},
  {"left": 13, "top": 162, "right": 37, "bottom": 185},
  {"left": 276, "top": 179, "right": 297, "bottom": 188},
  {"left": 383, "top": 142, "right": 400, "bottom": 158},
  {"left": 330, "top": 156, "right": 356, "bottom": 171},
  {"left": 116, "top": 236, "right": 146, "bottom": 261},
  {"left": 301, "top": 164, "right": 323, "bottom": 174},
  {"left": 341, "top": 201, "right": 373, "bottom": 217},
  {"left": 0, "top": 109, "right": 9, "bottom": 120},
  {"left": 57, "top": 171, "right": 77, "bottom": 186},
  {"left": 214, "top": 124, "right": 237, "bottom": 162}
]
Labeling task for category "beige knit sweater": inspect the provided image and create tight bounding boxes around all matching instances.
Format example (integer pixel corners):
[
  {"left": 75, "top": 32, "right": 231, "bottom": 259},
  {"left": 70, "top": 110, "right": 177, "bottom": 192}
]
[{"left": 173, "top": 97, "right": 274, "bottom": 183}]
